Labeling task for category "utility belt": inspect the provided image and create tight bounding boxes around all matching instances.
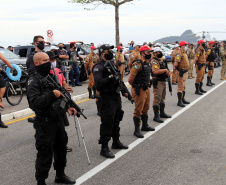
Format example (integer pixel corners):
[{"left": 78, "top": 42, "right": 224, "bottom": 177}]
[
  {"left": 30, "top": 116, "right": 59, "bottom": 136},
  {"left": 117, "top": 61, "right": 125, "bottom": 67},
  {"left": 152, "top": 78, "right": 165, "bottom": 88},
  {"left": 133, "top": 82, "right": 152, "bottom": 95},
  {"left": 177, "top": 69, "right": 188, "bottom": 77},
  {"left": 196, "top": 63, "right": 205, "bottom": 70}
]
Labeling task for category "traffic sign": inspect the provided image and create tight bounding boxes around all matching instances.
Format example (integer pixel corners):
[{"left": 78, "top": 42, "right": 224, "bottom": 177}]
[{"left": 47, "top": 30, "right": 53, "bottom": 38}]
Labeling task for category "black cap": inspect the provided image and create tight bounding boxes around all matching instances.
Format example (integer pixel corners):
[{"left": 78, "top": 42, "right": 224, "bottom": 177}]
[
  {"left": 99, "top": 44, "right": 114, "bottom": 54},
  {"left": 46, "top": 51, "right": 56, "bottom": 60}
]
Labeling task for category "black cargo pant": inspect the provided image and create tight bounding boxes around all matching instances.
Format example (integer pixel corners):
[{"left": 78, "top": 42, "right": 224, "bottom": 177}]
[
  {"left": 99, "top": 94, "right": 124, "bottom": 144},
  {"left": 34, "top": 117, "right": 67, "bottom": 181}
]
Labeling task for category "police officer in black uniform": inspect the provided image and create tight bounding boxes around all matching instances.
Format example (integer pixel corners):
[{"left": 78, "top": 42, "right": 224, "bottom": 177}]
[
  {"left": 26, "top": 52, "right": 76, "bottom": 185},
  {"left": 93, "top": 44, "right": 129, "bottom": 159},
  {"left": 26, "top": 35, "right": 45, "bottom": 76}
]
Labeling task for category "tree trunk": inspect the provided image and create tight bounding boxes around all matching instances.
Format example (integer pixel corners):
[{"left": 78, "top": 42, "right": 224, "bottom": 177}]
[{"left": 115, "top": 5, "right": 119, "bottom": 46}]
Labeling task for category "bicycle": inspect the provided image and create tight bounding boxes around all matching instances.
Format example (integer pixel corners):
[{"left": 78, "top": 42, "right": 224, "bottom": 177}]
[{"left": 0, "top": 69, "right": 23, "bottom": 106}]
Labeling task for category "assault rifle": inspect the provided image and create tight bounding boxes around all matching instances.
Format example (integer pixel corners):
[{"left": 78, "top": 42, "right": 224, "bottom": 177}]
[
  {"left": 104, "top": 60, "right": 134, "bottom": 104},
  {"left": 163, "top": 59, "right": 172, "bottom": 96},
  {"left": 42, "top": 75, "right": 87, "bottom": 119}
]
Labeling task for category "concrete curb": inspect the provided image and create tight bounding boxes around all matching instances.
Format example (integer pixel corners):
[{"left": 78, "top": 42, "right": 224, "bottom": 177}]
[{"left": 2, "top": 82, "right": 130, "bottom": 122}]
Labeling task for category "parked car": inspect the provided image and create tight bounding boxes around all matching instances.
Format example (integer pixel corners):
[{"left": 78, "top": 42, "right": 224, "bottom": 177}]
[
  {"left": 13, "top": 43, "right": 88, "bottom": 82},
  {"left": 0, "top": 48, "right": 28, "bottom": 87}
]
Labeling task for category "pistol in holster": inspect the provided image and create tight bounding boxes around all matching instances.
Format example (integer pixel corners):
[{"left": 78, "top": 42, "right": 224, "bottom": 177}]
[
  {"left": 133, "top": 84, "right": 141, "bottom": 96},
  {"left": 153, "top": 78, "right": 158, "bottom": 89}
]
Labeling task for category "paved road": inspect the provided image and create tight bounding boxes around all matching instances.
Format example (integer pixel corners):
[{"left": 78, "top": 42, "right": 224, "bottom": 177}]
[{"left": 1, "top": 66, "right": 226, "bottom": 185}]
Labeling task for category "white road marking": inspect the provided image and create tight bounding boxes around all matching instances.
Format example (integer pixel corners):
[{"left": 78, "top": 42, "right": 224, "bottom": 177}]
[{"left": 76, "top": 81, "right": 226, "bottom": 185}]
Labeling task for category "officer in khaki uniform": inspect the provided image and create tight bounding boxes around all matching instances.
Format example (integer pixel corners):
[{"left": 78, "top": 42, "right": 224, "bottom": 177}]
[
  {"left": 115, "top": 46, "right": 125, "bottom": 79},
  {"left": 174, "top": 41, "right": 190, "bottom": 107},
  {"left": 171, "top": 44, "right": 180, "bottom": 84},
  {"left": 151, "top": 47, "right": 172, "bottom": 123},
  {"left": 129, "top": 44, "right": 141, "bottom": 69},
  {"left": 195, "top": 40, "right": 207, "bottom": 95},
  {"left": 220, "top": 41, "right": 226, "bottom": 80},
  {"left": 206, "top": 41, "right": 217, "bottom": 86},
  {"left": 85, "top": 46, "right": 97, "bottom": 99},
  {"left": 187, "top": 44, "right": 195, "bottom": 79},
  {"left": 128, "top": 45, "right": 155, "bottom": 138}
]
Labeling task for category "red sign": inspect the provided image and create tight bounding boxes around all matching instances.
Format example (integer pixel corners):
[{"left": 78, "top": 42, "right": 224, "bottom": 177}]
[{"left": 47, "top": 30, "right": 53, "bottom": 38}]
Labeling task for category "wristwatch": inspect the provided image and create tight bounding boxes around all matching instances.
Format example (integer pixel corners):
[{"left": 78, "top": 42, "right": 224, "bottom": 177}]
[{"left": 108, "top": 75, "right": 112, "bottom": 79}]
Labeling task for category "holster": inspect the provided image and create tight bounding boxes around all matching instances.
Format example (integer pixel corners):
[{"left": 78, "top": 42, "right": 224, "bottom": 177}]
[
  {"left": 196, "top": 63, "right": 203, "bottom": 70},
  {"left": 208, "top": 62, "right": 213, "bottom": 70},
  {"left": 178, "top": 69, "right": 188, "bottom": 77},
  {"left": 142, "top": 83, "right": 148, "bottom": 91},
  {"left": 153, "top": 78, "right": 158, "bottom": 89},
  {"left": 115, "top": 110, "right": 124, "bottom": 122},
  {"left": 149, "top": 80, "right": 153, "bottom": 88},
  {"left": 33, "top": 117, "right": 44, "bottom": 136},
  {"left": 133, "top": 84, "right": 141, "bottom": 96}
]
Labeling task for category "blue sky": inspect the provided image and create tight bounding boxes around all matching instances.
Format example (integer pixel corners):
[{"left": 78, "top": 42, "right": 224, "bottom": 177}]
[{"left": 0, "top": 0, "right": 226, "bottom": 47}]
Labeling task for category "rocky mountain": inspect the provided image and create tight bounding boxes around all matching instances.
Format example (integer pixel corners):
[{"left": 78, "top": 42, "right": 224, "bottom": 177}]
[{"left": 154, "top": 30, "right": 201, "bottom": 44}]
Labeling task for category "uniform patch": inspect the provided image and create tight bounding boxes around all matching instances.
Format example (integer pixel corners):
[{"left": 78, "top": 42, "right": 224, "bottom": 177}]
[
  {"left": 93, "top": 68, "right": 99, "bottom": 72},
  {"left": 27, "top": 79, "right": 33, "bottom": 86},
  {"left": 176, "top": 55, "right": 180, "bottom": 60},
  {"left": 87, "top": 57, "right": 89, "bottom": 59},
  {"left": 116, "top": 55, "right": 118, "bottom": 57},
  {"left": 154, "top": 65, "right": 159, "bottom": 69},
  {"left": 131, "top": 55, "right": 134, "bottom": 58},
  {"left": 153, "top": 62, "right": 157, "bottom": 64},
  {"left": 134, "top": 65, "right": 139, "bottom": 69}
]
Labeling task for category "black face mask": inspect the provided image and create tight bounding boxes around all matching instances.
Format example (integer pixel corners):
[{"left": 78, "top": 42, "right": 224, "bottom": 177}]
[
  {"left": 149, "top": 44, "right": 152, "bottom": 47},
  {"left": 145, "top": 54, "right": 152, "bottom": 59},
  {"left": 212, "top": 45, "right": 215, "bottom": 47},
  {"left": 35, "top": 62, "right": 51, "bottom": 76},
  {"left": 59, "top": 47, "right": 63, "bottom": 50},
  {"left": 202, "top": 43, "right": 206, "bottom": 47},
  {"left": 120, "top": 50, "right": 123, "bottom": 53},
  {"left": 157, "top": 53, "right": 163, "bottom": 58},
  {"left": 37, "top": 42, "right": 45, "bottom": 50},
  {"left": 104, "top": 52, "right": 113, "bottom": 60}
]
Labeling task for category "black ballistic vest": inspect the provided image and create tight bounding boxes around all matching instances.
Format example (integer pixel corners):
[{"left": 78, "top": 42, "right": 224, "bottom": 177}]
[{"left": 134, "top": 60, "right": 151, "bottom": 84}]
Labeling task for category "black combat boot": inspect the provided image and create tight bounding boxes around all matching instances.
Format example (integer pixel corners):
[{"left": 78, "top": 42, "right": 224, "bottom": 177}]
[
  {"left": 210, "top": 76, "right": 215, "bottom": 85},
  {"left": 96, "top": 101, "right": 101, "bottom": 116},
  {"left": 153, "top": 105, "right": 164, "bottom": 123},
  {"left": 88, "top": 87, "right": 94, "bottom": 99},
  {"left": 177, "top": 92, "right": 185, "bottom": 107},
  {"left": 141, "top": 114, "right": 155, "bottom": 131},
  {"left": 133, "top": 117, "right": 144, "bottom": 138},
  {"left": 0, "top": 113, "right": 7, "bottom": 128},
  {"left": 92, "top": 87, "right": 99, "bottom": 98},
  {"left": 100, "top": 143, "right": 115, "bottom": 158},
  {"left": 112, "top": 139, "right": 128, "bottom": 149},
  {"left": 182, "top": 91, "right": 190, "bottom": 104},
  {"left": 55, "top": 169, "right": 76, "bottom": 184},
  {"left": 159, "top": 103, "right": 171, "bottom": 118},
  {"left": 37, "top": 180, "right": 46, "bottom": 185},
  {"left": 206, "top": 76, "right": 212, "bottom": 86},
  {"left": 199, "top": 82, "right": 207, "bottom": 93},
  {"left": 195, "top": 83, "right": 203, "bottom": 95}
]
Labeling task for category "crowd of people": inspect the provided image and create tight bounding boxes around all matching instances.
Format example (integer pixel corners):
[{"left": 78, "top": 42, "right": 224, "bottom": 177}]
[{"left": 1, "top": 35, "right": 226, "bottom": 185}]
